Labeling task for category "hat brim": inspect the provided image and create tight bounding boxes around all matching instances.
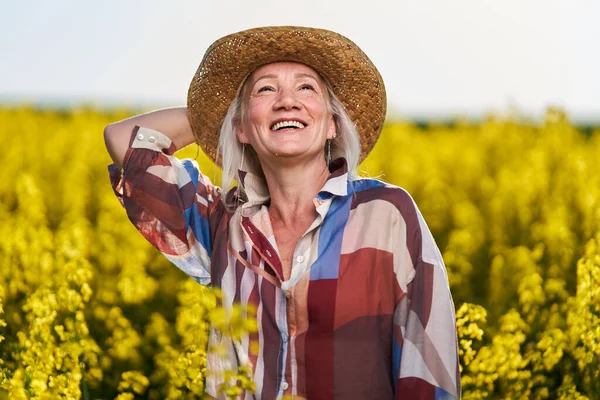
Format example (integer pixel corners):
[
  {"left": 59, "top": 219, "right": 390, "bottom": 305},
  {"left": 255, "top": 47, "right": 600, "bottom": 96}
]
[{"left": 187, "top": 26, "right": 387, "bottom": 164}]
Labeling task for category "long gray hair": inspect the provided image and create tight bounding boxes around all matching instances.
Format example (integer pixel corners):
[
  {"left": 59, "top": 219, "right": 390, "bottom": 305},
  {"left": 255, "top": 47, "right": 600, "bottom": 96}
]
[{"left": 217, "top": 78, "right": 361, "bottom": 206}]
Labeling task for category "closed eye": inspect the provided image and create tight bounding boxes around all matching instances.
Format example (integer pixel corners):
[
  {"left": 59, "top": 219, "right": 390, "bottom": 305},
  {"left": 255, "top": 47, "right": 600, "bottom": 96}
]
[
  {"left": 257, "top": 85, "right": 275, "bottom": 93},
  {"left": 299, "top": 83, "right": 315, "bottom": 91}
]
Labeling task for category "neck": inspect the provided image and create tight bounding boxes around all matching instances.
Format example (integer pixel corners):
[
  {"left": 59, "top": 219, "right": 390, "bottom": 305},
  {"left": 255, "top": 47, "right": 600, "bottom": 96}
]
[{"left": 261, "top": 156, "right": 330, "bottom": 226}]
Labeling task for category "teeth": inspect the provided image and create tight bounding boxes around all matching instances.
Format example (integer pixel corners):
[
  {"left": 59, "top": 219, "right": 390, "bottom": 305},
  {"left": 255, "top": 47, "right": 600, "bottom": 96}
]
[{"left": 270, "top": 120, "right": 306, "bottom": 131}]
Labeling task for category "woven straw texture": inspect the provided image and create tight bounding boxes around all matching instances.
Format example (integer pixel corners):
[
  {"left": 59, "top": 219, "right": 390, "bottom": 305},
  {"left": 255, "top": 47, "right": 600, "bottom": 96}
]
[{"left": 187, "top": 26, "right": 387, "bottom": 164}]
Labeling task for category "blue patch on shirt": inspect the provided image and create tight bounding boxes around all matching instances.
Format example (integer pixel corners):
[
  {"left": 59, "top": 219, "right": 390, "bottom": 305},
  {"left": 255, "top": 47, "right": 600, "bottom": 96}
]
[
  {"left": 392, "top": 339, "right": 402, "bottom": 382},
  {"left": 184, "top": 207, "right": 212, "bottom": 255},
  {"left": 435, "top": 386, "right": 456, "bottom": 400},
  {"left": 181, "top": 159, "right": 212, "bottom": 254},
  {"left": 181, "top": 159, "right": 200, "bottom": 189},
  {"left": 315, "top": 191, "right": 334, "bottom": 201},
  {"left": 348, "top": 178, "right": 387, "bottom": 195},
  {"left": 310, "top": 194, "right": 352, "bottom": 280}
]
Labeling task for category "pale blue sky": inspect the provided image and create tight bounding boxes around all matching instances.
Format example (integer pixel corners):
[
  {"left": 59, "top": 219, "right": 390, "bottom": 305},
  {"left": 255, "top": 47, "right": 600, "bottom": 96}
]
[{"left": 1, "top": 0, "right": 598, "bottom": 121}]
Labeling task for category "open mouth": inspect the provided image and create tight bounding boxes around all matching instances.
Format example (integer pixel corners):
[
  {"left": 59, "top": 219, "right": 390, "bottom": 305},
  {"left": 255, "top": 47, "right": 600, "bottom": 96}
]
[{"left": 270, "top": 120, "right": 306, "bottom": 131}]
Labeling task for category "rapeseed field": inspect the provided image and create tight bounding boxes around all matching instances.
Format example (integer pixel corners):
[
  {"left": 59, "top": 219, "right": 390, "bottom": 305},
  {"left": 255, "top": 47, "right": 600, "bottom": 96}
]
[{"left": 0, "top": 106, "right": 598, "bottom": 399}]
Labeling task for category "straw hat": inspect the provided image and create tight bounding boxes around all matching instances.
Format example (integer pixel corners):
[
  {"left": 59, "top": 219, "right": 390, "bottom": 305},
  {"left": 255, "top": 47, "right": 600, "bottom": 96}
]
[{"left": 187, "top": 26, "right": 386, "bottom": 164}]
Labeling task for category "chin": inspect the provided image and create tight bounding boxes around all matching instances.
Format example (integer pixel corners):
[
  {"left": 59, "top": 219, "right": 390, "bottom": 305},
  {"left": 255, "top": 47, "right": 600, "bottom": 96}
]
[
  {"left": 272, "top": 148, "right": 321, "bottom": 161},
  {"left": 268, "top": 144, "right": 305, "bottom": 157}
]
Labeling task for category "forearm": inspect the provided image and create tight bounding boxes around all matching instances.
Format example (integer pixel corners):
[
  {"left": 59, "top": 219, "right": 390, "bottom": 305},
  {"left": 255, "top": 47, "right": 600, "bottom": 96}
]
[{"left": 104, "top": 106, "right": 195, "bottom": 168}]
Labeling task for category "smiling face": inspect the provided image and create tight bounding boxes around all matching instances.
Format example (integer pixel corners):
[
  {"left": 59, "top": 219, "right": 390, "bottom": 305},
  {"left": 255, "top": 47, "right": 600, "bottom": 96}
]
[{"left": 236, "top": 62, "right": 336, "bottom": 168}]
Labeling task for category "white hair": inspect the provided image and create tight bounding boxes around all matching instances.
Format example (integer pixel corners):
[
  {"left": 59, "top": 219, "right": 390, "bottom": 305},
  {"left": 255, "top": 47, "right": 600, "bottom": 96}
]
[{"left": 217, "top": 78, "right": 361, "bottom": 208}]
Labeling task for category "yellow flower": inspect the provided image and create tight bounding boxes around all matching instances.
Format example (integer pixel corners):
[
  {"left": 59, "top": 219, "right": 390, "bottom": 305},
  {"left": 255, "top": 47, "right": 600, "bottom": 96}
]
[{"left": 118, "top": 370, "right": 150, "bottom": 395}]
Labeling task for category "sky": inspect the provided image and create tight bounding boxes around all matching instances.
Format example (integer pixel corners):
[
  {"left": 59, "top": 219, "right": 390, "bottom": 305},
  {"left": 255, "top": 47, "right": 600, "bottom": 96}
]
[{"left": 1, "top": 0, "right": 598, "bottom": 122}]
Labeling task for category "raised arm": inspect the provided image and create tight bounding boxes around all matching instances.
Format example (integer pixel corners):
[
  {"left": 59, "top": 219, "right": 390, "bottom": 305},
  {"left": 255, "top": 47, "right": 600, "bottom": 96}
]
[
  {"left": 103, "top": 106, "right": 196, "bottom": 169},
  {"left": 104, "top": 107, "right": 220, "bottom": 286}
]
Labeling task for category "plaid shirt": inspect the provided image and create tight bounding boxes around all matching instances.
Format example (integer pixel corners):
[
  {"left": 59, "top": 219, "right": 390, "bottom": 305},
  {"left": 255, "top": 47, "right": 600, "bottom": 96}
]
[{"left": 109, "top": 126, "right": 460, "bottom": 399}]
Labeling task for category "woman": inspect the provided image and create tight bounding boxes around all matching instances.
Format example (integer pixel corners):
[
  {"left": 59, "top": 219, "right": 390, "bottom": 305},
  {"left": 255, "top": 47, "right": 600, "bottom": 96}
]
[{"left": 105, "top": 26, "right": 460, "bottom": 399}]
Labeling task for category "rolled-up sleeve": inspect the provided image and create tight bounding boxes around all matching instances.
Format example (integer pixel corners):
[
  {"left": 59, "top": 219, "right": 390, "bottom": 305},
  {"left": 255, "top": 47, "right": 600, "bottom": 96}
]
[
  {"left": 392, "top": 203, "right": 461, "bottom": 399},
  {"left": 108, "top": 125, "right": 220, "bottom": 285}
]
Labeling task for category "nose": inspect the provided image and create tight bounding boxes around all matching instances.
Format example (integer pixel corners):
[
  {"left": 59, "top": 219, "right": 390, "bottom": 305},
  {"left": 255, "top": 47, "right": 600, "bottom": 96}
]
[{"left": 273, "top": 86, "right": 301, "bottom": 111}]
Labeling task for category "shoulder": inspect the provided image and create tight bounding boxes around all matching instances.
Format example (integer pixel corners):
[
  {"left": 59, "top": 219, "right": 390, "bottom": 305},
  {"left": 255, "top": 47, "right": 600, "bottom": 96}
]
[
  {"left": 348, "top": 178, "right": 419, "bottom": 216},
  {"left": 348, "top": 177, "right": 425, "bottom": 237},
  {"left": 348, "top": 178, "right": 443, "bottom": 268}
]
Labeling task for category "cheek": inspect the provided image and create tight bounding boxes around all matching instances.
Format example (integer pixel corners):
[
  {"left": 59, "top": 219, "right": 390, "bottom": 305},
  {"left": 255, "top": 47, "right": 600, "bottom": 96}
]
[
  {"left": 303, "top": 98, "right": 329, "bottom": 119},
  {"left": 244, "top": 99, "right": 270, "bottom": 123}
]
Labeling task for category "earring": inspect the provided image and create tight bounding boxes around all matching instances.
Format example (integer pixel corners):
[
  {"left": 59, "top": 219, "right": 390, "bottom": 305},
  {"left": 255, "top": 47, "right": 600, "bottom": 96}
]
[
  {"left": 237, "top": 143, "right": 247, "bottom": 210},
  {"left": 326, "top": 133, "right": 336, "bottom": 167},
  {"left": 240, "top": 143, "right": 246, "bottom": 171}
]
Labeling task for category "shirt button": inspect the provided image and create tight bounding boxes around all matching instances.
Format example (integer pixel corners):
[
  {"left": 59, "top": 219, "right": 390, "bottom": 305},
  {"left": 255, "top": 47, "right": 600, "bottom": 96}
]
[
  {"left": 283, "top": 290, "right": 291, "bottom": 299},
  {"left": 136, "top": 133, "right": 144, "bottom": 140},
  {"left": 282, "top": 332, "right": 289, "bottom": 343},
  {"left": 280, "top": 381, "right": 289, "bottom": 391},
  {"left": 296, "top": 255, "right": 305, "bottom": 263},
  {"left": 148, "top": 135, "right": 156, "bottom": 143}
]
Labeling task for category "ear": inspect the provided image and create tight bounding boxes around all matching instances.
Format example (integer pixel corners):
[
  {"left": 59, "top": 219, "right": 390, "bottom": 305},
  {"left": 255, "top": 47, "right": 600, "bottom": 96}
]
[
  {"left": 235, "top": 118, "right": 250, "bottom": 144},
  {"left": 326, "top": 114, "right": 336, "bottom": 140}
]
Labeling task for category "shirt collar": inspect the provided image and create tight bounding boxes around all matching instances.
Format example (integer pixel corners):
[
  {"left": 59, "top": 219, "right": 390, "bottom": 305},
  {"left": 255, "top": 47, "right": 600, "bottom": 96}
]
[{"left": 237, "top": 157, "right": 349, "bottom": 207}]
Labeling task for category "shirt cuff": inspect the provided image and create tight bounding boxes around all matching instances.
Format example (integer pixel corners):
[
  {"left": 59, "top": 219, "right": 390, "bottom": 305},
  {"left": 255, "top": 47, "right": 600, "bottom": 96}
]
[
  {"left": 130, "top": 126, "right": 175, "bottom": 154},
  {"left": 107, "top": 125, "right": 176, "bottom": 202}
]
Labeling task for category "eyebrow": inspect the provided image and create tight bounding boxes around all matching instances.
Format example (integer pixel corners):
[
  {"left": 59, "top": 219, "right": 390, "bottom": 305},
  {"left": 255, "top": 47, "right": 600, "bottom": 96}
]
[
  {"left": 254, "top": 74, "right": 277, "bottom": 83},
  {"left": 253, "top": 72, "right": 321, "bottom": 85},
  {"left": 294, "top": 73, "right": 320, "bottom": 82}
]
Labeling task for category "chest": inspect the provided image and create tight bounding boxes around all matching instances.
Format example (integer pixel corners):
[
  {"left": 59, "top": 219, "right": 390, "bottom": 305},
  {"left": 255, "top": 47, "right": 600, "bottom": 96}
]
[
  {"left": 229, "top": 199, "right": 402, "bottom": 284},
  {"left": 271, "top": 219, "right": 315, "bottom": 280}
]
